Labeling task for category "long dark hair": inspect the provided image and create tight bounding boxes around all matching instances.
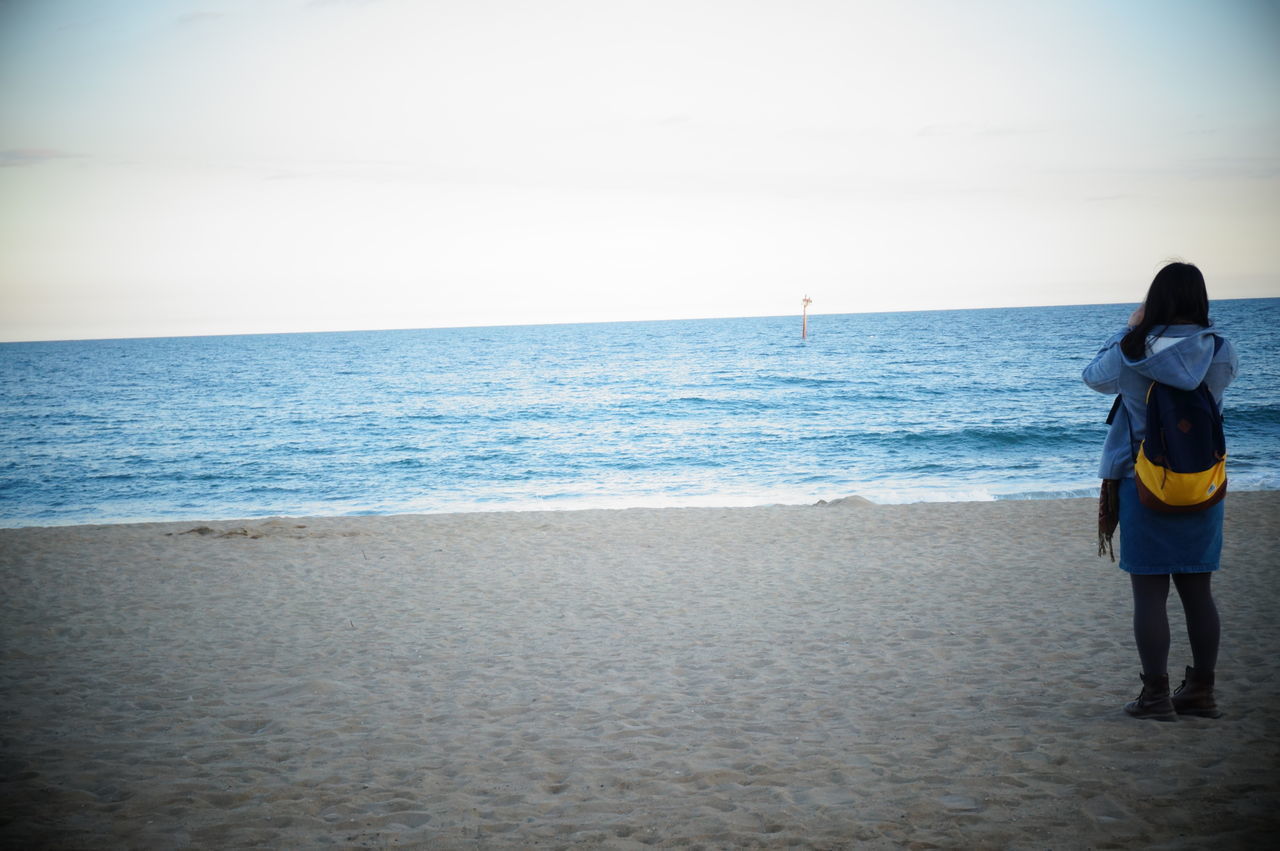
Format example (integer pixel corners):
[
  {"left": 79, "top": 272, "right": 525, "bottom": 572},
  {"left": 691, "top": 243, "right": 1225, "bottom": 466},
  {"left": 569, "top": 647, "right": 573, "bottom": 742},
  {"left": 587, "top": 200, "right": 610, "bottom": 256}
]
[{"left": 1120, "top": 262, "right": 1211, "bottom": 360}]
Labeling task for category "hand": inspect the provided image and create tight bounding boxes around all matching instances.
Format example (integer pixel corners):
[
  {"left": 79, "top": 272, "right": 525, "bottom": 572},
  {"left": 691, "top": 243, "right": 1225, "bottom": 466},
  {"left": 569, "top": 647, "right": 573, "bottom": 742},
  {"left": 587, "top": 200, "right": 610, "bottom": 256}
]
[{"left": 1127, "top": 304, "right": 1145, "bottom": 328}]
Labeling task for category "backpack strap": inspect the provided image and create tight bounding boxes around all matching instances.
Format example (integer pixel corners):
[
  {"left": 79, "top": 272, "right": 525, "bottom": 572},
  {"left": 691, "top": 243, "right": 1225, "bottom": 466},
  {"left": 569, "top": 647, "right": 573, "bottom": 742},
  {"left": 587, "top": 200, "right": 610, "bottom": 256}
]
[
  {"left": 1120, "top": 381, "right": 1157, "bottom": 462},
  {"left": 1105, "top": 395, "right": 1122, "bottom": 425}
]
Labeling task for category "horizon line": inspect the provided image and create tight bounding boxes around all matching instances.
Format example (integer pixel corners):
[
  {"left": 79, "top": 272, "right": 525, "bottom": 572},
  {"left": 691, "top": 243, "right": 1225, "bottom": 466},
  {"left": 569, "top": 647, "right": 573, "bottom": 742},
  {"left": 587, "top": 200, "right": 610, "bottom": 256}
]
[{"left": 3, "top": 295, "right": 1276, "bottom": 345}]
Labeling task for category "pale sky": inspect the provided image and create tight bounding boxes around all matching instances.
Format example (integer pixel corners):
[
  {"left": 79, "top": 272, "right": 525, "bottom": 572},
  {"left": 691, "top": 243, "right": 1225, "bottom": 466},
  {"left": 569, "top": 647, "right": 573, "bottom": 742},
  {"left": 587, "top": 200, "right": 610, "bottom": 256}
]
[{"left": 1, "top": 0, "right": 1277, "bottom": 341}]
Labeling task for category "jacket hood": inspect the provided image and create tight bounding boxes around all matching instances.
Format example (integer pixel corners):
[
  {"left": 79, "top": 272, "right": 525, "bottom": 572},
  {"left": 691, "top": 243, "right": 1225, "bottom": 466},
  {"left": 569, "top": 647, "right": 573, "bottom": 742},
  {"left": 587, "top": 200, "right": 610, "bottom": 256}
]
[{"left": 1121, "top": 324, "right": 1218, "bottom": 391}]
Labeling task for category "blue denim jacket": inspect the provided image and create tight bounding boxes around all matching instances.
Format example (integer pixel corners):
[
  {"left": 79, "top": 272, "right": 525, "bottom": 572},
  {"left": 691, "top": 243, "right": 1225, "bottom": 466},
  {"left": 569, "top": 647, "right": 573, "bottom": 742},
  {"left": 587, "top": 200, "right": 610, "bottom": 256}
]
[{"left": 1082, "top": 324, "right": 1238, "bottom": 479}]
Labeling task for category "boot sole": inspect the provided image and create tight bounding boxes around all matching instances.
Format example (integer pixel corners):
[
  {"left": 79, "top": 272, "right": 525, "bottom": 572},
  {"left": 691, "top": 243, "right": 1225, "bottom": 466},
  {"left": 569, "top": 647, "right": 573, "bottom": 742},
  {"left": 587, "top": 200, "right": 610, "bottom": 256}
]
[
  {"left": 1124, "top": 703, "right": 1177, "bottom": 721},
  {"left": 1174, "top": 708, "right": 1223, "bottom": 718}
]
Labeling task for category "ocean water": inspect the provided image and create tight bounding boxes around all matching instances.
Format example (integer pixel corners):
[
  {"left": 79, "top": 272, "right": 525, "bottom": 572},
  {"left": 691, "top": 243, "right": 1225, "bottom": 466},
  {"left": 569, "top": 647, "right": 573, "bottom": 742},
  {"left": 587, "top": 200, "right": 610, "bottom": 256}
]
[{"left": 2, "top": 300, "right": 1277, "bottom": 527}]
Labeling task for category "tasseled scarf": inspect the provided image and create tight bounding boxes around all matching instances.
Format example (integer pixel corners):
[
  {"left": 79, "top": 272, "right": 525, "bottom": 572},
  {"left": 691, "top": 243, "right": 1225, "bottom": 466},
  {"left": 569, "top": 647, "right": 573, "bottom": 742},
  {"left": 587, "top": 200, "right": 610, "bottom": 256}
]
[{"left": 1098, "top": 478, "right": 1120, "bottom": 561}]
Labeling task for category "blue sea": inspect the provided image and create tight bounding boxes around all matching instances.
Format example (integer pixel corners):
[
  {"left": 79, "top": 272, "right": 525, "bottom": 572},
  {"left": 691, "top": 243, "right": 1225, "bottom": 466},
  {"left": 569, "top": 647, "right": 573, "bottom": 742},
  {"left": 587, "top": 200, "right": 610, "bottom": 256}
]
[{"left": 2, "top": 300, "right": 1277, "bottom": 528}]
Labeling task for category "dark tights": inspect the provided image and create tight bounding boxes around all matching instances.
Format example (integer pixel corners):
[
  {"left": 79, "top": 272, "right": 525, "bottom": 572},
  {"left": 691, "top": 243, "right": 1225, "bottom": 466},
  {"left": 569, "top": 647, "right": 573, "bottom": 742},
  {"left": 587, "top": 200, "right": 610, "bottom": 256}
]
[{"left": 1130, "top": 572, "right": 1220, "bottom": 678}]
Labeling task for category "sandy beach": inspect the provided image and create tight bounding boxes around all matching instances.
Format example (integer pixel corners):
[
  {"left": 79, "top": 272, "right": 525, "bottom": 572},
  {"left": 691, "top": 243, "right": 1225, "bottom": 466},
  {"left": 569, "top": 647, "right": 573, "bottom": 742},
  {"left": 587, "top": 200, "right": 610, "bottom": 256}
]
[{"left": 2, "top": 493, "right": 1278, "bottom": 849}]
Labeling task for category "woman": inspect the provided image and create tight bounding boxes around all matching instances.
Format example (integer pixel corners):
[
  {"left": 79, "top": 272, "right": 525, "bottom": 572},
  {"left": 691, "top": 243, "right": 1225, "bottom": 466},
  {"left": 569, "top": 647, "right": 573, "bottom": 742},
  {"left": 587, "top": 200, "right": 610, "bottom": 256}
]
[{"left": 1083, "top": 262, "right": 1238, "bottom": 721}]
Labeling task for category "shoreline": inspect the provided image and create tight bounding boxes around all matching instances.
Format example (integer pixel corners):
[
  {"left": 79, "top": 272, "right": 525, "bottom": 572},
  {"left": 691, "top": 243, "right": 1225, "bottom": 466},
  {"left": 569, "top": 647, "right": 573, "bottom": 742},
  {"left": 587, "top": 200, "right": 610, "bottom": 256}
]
[
  {"left": 0, "top": 489, "right": 1085, "bottom": 532},
  {"left": 3, "top": 493, "right": 1279, "bottom": 847},
  {"left": 7, "top": 483, "right": 1280, "bottom": 532}
]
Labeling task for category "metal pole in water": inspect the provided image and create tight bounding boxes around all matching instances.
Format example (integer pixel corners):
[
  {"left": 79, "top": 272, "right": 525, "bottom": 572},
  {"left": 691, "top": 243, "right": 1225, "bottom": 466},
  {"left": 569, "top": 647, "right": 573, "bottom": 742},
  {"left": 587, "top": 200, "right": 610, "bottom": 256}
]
[{"left": 801, "top": 295, "right": 813, "bottom": 339}]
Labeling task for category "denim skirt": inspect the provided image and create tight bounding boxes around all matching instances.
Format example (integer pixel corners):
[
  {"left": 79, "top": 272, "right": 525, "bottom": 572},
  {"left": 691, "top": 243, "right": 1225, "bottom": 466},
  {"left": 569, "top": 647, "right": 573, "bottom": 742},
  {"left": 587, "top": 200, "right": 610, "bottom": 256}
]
[{"left": 1117, "top": 476, "right": 1223, "bottom": 575}]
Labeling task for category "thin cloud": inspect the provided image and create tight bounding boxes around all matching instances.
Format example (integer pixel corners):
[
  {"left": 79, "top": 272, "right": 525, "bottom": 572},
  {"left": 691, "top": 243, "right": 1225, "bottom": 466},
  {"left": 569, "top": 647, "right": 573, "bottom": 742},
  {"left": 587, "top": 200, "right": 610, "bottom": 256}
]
[
  {"left": 54, "top": 17, "right": 109, "bottom": 32},
  {"left": 978, "top": 123, "right": 1051, "bottom": 137},
  {"left": 1182, "top": 155, "right": 1280, "bottom": 180},
  {"left": 175, "top": 11, "right": 227, "bottom": 26},
  {"left": 1045, "top": 154, "right": 1280, "bottom": 182},
  {"left": 917, "top": 122, "right": 1050, "bottom": 138},
  {"left": 0, "top": 148, "right": 82, "bottom": 167},
  {"left": 916, "top": 122, "right": 974, "bottom": 138},
  {"left": 306, "top": 0, "right": 384, "bottom": 8}
]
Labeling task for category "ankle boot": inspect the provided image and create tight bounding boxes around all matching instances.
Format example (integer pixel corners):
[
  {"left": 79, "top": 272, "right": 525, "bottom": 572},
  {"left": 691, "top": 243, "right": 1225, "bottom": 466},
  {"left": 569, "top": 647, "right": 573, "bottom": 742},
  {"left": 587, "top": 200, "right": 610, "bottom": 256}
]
[
  {"left": 1124, "top": 673, "right": 1176, "bottom": 721},
  {"left": 1172, "top": 666, "right": 1222, "bottom": 718}
]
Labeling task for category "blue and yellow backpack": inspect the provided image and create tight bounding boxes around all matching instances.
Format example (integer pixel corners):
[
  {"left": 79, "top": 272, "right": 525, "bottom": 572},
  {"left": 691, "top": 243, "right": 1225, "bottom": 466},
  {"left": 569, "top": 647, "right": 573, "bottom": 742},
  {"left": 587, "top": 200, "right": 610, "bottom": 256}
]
[{"left": 1129, "top": 337, "right": 1228, "bottom": 512}]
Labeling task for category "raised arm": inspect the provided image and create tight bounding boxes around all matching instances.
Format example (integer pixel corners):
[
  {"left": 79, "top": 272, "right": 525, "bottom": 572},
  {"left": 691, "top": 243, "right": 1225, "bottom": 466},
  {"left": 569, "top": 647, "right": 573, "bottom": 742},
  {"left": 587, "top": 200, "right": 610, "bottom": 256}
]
[{"left": 1082, "top": 328, "right": 1129, "bottom": 394}]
